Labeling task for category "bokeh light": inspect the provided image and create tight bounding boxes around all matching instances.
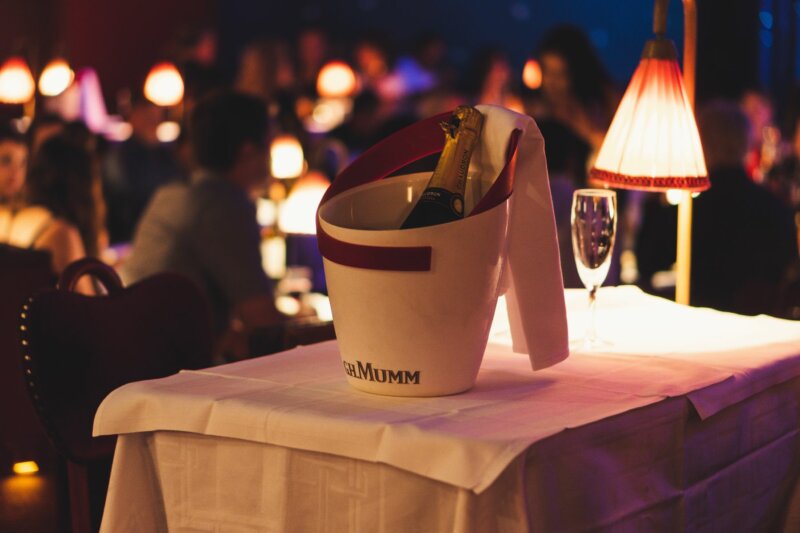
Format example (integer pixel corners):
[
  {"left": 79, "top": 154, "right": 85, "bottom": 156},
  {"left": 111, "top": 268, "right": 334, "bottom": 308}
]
[
  {"left": 522, "top": 58, "right": 542, "bottom": 90},
  {"left": 278, "top": 171, "right": 329, "bottom": 234},
  {"left": 143, "top": 62, "right": 184, "bottom": 106},
  {"left": 317, "top": 61, "right": 357, "bottom": 98},
  {"left": 270, "top": 135, "right": 305, "bottom": 179},
  {"left": 12, "top": 461, "right": 39, "bottom": 476},
  {"left": 155, "top": 121, "right": 181, "bottom": 143},
  {"left": 38, "top": 58, "right": 74, "bottom": 97},
  {"left": 0, "top": 57, "right": 35, "bottom": 104}
]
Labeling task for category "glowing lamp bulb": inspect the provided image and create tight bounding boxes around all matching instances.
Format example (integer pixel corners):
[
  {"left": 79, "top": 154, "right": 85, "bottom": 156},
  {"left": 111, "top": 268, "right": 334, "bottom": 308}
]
[
  {"left": 522, "top": 58, "right": 542, "bottom": 90},
  {"left": 13, "top": 461, "right": 39, "bottom": 476},
  {"left": 270, "top": 135, "right": 305, "bottom": 179},
  {"left": 665, "top": 189, "right": 683, "bottom": 206},
  {"left": 38, "top": 59, "right": 74, "bottom": 97},
  {"left": 317, "top": 61, "right": 357, "bottom": 98},
  {"left": 144, "top": 62, "right": 184, "bottom": 106},
  {"left": 0, "top": 57, "right": 35, "bottom": 104},
  {"left": 278, "top": 171, "right": 329, "bottom": 234}
]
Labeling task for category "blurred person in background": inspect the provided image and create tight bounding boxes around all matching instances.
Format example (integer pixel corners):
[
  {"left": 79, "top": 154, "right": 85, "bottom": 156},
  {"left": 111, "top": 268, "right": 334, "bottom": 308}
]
[
  {"left": 122, "top": 91, "right": 285, "bottom": 357},
  {"left": 635, "top": 192, "right": 678, "bottom": 295},
  {"left": 531, "top": 25, "right": 617, "bottom": 159},
  {"left": 740, "top": 89, "right": 779, "bottom": 182},
  {"left": 526, "top": 25, "right": 620, "bottom": 284},
  {"left": 394, "top": 33, "right": 446, "bottom": 97},
  {"left": 170, "top": 25, "right": 224, "bottom": 110},
  {"left": 530, "top": 25, "right": 622, "bottom": 283},
  {"left": 0, "top": 124, "right": 28, "bottom": 206},
  {"left": 354, "top": 33, "right": 406, "bottom": 116},
  {"left": 464, "top": 47, "right": 523, "bottom": 111},
  {"left": 296, "top": 26, "right": 330, "bottom": 95},
  {"left": 27, "top": 113, "right": 66, "bottom": 154},
  {"left": 766, "top": 113, "right": 800, "bottom": 213},
  {"left": 329, "top": 90, "right": 383, "bottom": 160},
  {"left": 235, "top": 39, "right": 297, "bottom": 103},
  {"left": 537, "top": 120, "right": 589, "bottom": 288},
  {"left": 102, "top": 92, "right": 184, "bottom": 244},
  {"left": 63, "top": 120, "right": 110, "bottom": 254},
  {"left": 691, "top": 100, "right": 796, "bottom": 314},
  {"left": 234, "top": 38, "right": 303, "bottom": 136},
  {"left": 0, "top": 134, "right": 105, "bottom": 293}
]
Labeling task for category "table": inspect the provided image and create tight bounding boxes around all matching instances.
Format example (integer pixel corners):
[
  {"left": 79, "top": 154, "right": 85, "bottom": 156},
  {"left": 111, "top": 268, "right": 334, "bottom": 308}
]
[{"left": 94, "top": 287, "right": 800, "bottom": 532}]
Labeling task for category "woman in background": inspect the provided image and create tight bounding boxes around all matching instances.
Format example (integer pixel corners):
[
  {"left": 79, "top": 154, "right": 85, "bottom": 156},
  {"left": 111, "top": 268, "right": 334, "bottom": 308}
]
[
  {"left": 530, "top": 25, "right": 621, "bottom": 285},
  {"left": 531, "top": 25, "right": 617, "bottom": 160},
  {"left": 0, "top": 124, "right": 28, "bottom": 206},
  {"left": 234, "top": 39, "right": 305, "bottom": 144},
  {"left": 235, "top": 38, "right": 297, "bottom": 105},
  {"left": 464, "top": 47, "right": 523, "bottom": 112},
  {"left": 0, "top": 134, "right": 106, "bottom": 291}
]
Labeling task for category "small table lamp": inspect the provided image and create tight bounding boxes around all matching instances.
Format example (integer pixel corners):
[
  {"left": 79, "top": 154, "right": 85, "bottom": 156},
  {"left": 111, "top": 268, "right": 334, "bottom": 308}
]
[
  {"left": 0, "top": 56, "right": 36, "bottom": 120},
  {"left": 589, "top": 0, "right": 709, "bottom": 305}
]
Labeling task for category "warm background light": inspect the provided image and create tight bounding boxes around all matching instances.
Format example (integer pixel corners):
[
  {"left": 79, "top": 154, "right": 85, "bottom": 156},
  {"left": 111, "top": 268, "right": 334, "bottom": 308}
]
[
  {"left": 12, "top": 461, "right": 39, "bottom": 476},
  {"left": 261, "top": 236, "right": 286, "bottom": 279},
  {"left": 275, "top": 295, "right": 302, "bottom": 315},
  {"left": 522, "top": 58, "right": 542, "bottom": 90},
  {"left": 256, "top": 198, "right": 277, "bottom": 227},
  {"left": 38, "top": 59, "right": 74, "bottom": 97},
  {"left": 143, "top": 62, "right": 184, "bottom": 106},
  {"left": 155, "top": 121, "right": 181, "bottom": 143},
  {"left": 305, "top": 98, "right": 350, "bottom": 133},
  {"left": 278, "top": 171, "right": 329, "bottom": 234},
  {"left": 591, "top": 57, "right": 707, "bottom": 189},
  {"left": 0, "top": 57, "right": 36, "bottom": 104},
  {"left": 106, "top": 121, "right": 133, "bottom": 142},
  {"left": 270, "top": 135, "right": 305, "bottom": 179},
  {"left": 316, "top": 61, "right": 357, "bottom": 98}
]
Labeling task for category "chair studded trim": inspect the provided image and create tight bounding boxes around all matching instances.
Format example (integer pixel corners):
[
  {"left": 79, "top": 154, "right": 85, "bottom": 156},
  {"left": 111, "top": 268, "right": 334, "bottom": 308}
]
[
  {"left": 18, "top": 295, "right": 68, "bottom": 459},
  {"left": 20, "top": 258, "right": 214, "bottom": 465}
]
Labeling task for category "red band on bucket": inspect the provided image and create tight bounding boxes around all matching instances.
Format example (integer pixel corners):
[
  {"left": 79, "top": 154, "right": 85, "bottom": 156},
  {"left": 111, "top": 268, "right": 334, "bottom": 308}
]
[
  {"left": 317, "top": 110, "right": 521, "bottom": 272},
  {"left": 317, "top": 228, "right": 432, "bottom": 272}
]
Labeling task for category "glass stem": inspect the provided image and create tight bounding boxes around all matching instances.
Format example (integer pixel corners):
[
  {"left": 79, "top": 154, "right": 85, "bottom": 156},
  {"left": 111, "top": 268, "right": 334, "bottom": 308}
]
[{"left": 587, "top": 285, "right": 598, "bottom": 344}]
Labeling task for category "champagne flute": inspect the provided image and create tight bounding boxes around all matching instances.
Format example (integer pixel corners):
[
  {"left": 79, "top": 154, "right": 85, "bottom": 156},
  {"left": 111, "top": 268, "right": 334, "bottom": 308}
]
[{"left": 571, "top": 189, "right": 617, "bottom": 350}]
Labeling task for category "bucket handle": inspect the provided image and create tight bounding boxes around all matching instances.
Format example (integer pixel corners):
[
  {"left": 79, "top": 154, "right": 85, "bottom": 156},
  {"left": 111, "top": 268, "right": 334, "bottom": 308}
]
[
  {"left": 317, "top": 110, "right": 521, "bottom": 272},
  {"left": 320, "top": 112, "right": 451, "bottom": 206}
]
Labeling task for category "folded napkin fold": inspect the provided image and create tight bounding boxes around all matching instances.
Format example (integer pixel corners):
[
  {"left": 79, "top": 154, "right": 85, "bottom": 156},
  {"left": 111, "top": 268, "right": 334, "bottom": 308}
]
[{"left": 475, "top": 105, "right": 569, "bottom": 370}]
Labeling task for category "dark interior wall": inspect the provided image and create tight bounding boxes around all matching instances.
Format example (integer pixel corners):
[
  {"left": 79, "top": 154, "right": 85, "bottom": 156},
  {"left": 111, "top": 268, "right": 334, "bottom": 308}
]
[
  {"left": 61, "top": 0, "right": 215, "bottom": 105},
  {"left": 1, "top": 0, "right": 214, "bottom": 107},
  {"left": 696, "top": 0, "right": 761, "bottom": 103},
  {"left": 0, "top": 0, "right": 779, "bottom": 114},
  {"left": 217, "top": 0, "right": 687, "bottom": 87},
  {"left": 0, "top": 0, "right": 58, "bottom": 71}
]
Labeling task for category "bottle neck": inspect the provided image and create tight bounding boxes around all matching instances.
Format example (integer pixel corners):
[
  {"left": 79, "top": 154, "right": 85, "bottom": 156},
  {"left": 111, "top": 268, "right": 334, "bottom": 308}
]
[{"left": 427, "top": 126, "right": 479, "bottom": 194}]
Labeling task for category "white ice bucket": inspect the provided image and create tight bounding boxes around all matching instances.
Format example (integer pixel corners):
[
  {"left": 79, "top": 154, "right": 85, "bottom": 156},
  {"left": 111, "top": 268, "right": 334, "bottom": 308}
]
[{"left": 317, "top": 111, "right": 521, "bottom": 396}]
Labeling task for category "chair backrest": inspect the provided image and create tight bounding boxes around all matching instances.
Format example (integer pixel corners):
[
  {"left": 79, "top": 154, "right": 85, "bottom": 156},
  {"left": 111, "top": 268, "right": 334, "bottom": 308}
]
[
  {"left": 20, "top": 258, "right": 213, "bottom": 463},
  {"left": 0, "top": 244, "right": 55, "bottom": 465}
]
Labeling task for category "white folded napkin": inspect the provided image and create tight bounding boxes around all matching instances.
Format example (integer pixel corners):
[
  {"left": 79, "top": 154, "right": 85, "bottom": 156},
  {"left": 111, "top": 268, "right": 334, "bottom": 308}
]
[{"left": 475, "top": 104, "right": 569, "bottom": 370}]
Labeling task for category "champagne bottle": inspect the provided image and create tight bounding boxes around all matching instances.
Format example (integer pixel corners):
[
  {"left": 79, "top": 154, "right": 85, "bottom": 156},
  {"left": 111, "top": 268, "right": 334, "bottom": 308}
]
[{"left": 400, "top": 106, "right": 484, "bottom": 229}]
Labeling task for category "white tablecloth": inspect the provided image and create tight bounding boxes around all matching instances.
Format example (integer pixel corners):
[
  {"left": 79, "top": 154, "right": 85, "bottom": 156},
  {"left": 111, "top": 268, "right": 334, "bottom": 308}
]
[{"left": 95, "top": 287, "right": 800, "bottom": 532}]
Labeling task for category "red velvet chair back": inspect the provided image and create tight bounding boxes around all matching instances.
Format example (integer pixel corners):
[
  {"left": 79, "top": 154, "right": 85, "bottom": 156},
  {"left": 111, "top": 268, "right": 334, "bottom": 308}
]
[
  {"left": 20, "top": 259, "right": 213, "bottom": 463},
  {"left": 0, "top": 244, "right": 55, "bottom": 468}
]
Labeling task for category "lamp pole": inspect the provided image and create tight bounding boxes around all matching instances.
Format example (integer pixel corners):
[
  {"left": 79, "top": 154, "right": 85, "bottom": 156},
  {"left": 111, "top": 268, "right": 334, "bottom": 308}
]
[{"left": 663, "top": 0, "right": 698, "bottom": 306}]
